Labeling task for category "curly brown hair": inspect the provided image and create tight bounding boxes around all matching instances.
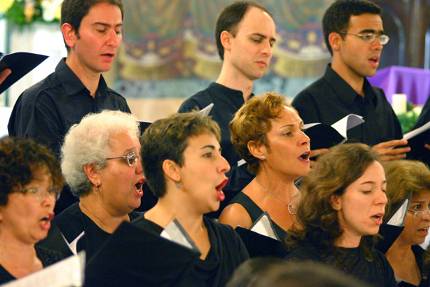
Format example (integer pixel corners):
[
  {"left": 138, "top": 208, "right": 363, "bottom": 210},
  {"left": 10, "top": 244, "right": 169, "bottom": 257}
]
[
  {"left": 288, "top": 143, "right": 380, "bottom": 254},
  {"left": 0, "top": 137, "right": 64, "bottom": 206},
  {"left": 230, "top": 92, "right": 292, "bottom": 174}
]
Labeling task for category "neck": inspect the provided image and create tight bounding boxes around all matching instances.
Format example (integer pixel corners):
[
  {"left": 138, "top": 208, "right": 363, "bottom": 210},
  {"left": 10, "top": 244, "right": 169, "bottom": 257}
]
[
  {"left": 216, "top": 63, "right": 254, "bottom": 101},
  {"left": 254, "top": 169, "right": 297, "bottom": 203},
  {"left": 386, "top": 238, "right": 414, "bottom": 259},
  {"left": 146, "top": 195, "right": 205, "bottom": 236},
  {"left": 334, "top": 231, "right": 361, "bottom": 248},
  {"left": 0, "top": 231, "right": 41, "bottom": 275},
  {"left": 331, "top": 59, "right": 365, "bottom": 96},
  {"left": 65, "top": 55, "right": 101, "bottom": 97},
  {"left": 79, "top": 195, "right": 130, "bottom": 233}
]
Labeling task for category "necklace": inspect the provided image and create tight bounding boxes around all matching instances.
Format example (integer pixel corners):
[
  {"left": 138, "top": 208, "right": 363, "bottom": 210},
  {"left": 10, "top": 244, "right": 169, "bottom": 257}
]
[{"left": 254, "top": 179, "right": 298, "bottom": 215}]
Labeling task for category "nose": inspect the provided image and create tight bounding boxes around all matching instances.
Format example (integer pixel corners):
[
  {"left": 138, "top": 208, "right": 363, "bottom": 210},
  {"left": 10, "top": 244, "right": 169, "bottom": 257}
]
[
  {"left": 136, "top": 156, "right": 143, "bottom": 175},
  {"left": 42, "top": 192, "right": 56, "bottom": 207},
  {"left": 261, "top": 40, "right": 273, "bottom": 57},
  {"left": 106, "top": 29, "right": 122, "bottom": 48},
  {"left": 371, "top": 38, "right": 383, "bottom": 51},
  {"left": 218, "top": 154, "right": 231, "bottom": 174},
  {"left": 421, "top": 209, "right": 430, "bottom": 221},
  {"left": 375, "top": 189, "right": 388, "bottom": 205},
  {"left": 299, "top": 130, "right": 310, "bottom": 146}
]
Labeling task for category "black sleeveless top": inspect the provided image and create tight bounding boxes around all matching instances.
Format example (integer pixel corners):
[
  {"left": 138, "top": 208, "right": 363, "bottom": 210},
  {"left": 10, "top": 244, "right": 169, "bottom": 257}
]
[{"left": 229, "top": 192, "right": 287, "bottom": 240}]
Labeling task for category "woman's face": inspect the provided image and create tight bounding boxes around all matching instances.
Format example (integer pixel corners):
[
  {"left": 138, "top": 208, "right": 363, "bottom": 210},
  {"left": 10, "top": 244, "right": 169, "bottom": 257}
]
[
  {"left": 333, "top": 161, "right": 388, "bottom": 244},
  {"left": 262, "top": 106, "right": 310, "bottom": 178},
  {"left": 0, "top": 168, "right": 56, "bottom": 244},
  {"left": 97, "top": 131, "right": 145, "bottom": 215},
  {"left": 399, "top": 191, "right": 430, "bottom": 245},
  {"left": 177, "top": 133, "right": 230, "bottom": 214}
]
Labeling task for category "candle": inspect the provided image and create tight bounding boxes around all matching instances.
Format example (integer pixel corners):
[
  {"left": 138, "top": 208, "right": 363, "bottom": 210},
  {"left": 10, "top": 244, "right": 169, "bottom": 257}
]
[{"left": 392, "top": 93, "right": 407, "bottom": 114}]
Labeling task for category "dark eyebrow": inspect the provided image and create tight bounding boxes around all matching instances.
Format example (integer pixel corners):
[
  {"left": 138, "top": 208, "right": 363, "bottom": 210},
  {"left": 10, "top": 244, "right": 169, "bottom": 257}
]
[
  {"left": 358, "top": 29, "right": 384, "bottom": 34},
  {"left": 93, "top": 22, "right": 123, "bottom": 29}
]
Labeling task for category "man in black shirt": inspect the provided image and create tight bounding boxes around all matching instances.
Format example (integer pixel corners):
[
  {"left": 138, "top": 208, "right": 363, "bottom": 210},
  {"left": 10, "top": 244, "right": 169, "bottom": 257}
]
[
  {"left": 292, "top": 0, "right": 409, "bottom": 161},
  {"left": 178, "top": 1, "right": 276, "bottom": 168},
  {"left": 178, "top": 2, "right": 277, "bottom": 211},
  {"left": 8, "top": 0, "right": 130, "bottom": 212}
]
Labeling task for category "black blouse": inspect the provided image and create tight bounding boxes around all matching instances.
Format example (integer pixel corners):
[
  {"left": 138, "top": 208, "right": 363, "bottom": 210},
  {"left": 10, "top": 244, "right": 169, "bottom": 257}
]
[{"left": 133, "top": 215, "right": 249, "bottom": 287}]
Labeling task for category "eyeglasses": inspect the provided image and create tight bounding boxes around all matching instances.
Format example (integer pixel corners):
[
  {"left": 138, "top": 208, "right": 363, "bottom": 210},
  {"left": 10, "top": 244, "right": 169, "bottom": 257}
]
[
  {"left": 408, "top": 204, "right": 430, "bottom": 217},
  {"left": 106, "top": 151, "right": 140, "bottom": 167},
  {"left": 20, "top": 187, "right": 59, "bottom": 201},
  {"left": 339, "top": 32, "right": 390, "bottom": 45}
]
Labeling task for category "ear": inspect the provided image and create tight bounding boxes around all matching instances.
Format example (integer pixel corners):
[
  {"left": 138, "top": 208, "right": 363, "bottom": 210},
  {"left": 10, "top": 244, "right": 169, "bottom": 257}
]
[
  {"left": 161, "top": 159, "right": 181, "bottom": 183},
  {"left": 330, "top": 194, "right": 342, "bottom": 211},
  {"left": 247, "top": 140, "right": 267, "bottom": 161},
  {"left": 61, "top": 23, "right": 78, "bottom": 50},
  {"left": 328, "top": 32, "right": 342, "bottom": 52},
  {"left": 83, "top": 163, "right": 101, "bottom": 187},
  {"left": 220, "top": 30, "right": 233, "bottom": 54}
]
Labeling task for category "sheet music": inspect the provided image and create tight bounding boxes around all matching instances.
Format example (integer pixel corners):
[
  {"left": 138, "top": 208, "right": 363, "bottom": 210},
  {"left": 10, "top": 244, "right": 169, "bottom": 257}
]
[
  {"left": 331, "top": 114, "right": 364, "bottom": 138},
  {"left": 387, "top": 199, "right": 408, "bottom": 226},
  {"left": 250, "top": 213, "right": 279, "bottom": 240},
  {"left": 3, "top": 252, "right": 85, "bottom": 287},
  {"left": 198, "top": 103, "right": 214, "bottom": 116},
  {"left": 403, "top": 121, "right": 430, "bottom": 140},
  {"left": 161, "top": 219, "right": 198, "bottom": 251}
]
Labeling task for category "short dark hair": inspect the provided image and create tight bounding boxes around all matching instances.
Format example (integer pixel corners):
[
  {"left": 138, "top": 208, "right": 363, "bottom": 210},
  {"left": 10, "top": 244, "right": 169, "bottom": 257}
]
[
  {"left": 0, "top": 137, "right": 63, "bottom": 206},
  {"left": 215, "top": 1, "right": 272, "bottom": 60},
  {"left": 61, "top": 0, "right": 124, "bottom": 51},
  {"left": 140, "top": 112, "right": 221, "bottom": 198},
  {"left": 322, "top": 0, "right": 381, "bottom": 55}
]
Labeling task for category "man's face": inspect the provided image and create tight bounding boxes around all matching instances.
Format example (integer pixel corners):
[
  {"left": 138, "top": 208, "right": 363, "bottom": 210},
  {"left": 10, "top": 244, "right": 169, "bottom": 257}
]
[
  {"left": 333, "top": 13, "right": 384, "bottom": 79},
  {"left": 64, "top": 2, "right": 123, "bottom": 73},
  {"left": 224, "top": 7, "right": 276, "bottom": 81}
]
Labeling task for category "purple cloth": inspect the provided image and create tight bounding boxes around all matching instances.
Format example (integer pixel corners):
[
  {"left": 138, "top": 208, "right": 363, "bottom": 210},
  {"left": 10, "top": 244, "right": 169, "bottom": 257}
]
[{"left": 368, "top": 66, "right": 430, "bottom": 105}]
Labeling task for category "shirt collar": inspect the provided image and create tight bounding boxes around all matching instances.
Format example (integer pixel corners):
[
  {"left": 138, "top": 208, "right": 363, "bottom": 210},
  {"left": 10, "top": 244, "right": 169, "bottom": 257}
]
[
  {"left": 210, "top": 82, "right": 253, "bottom": 108},
  {"left": 324, "top": 64, "right": 377, "bottom": 106},
  {"left": 55, "top": 58, "right": 108, "bottom": 97}
]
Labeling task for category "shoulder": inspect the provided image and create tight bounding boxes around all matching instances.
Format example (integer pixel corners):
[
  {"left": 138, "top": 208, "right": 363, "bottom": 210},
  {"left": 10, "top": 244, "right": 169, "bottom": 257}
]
[
  {"left": 35, "top": 245, "right": 67, "bottom": 267},
  {"left": 16, "top": 75, "right": 58, "bottom": 106},
  {"left": 105, "top": 87, "right": 128, "bottom": 102},
  {"left": 132, "top": 215, "right": 163, "bottom": 235},
  {"left": 205, "top": 217, "right": 240, "bottom": 240},
  {"left": 219, "top": 203, "right": 253, "bottom": 230},
  {"left": 178, "top": 88, "right": 212, "bottom": 112},
  {"left": 292, "top": 78, "right": 325, "bottom": 108},
  {"left": 53, "top": 203, "right": 85, "bottom": 237}
]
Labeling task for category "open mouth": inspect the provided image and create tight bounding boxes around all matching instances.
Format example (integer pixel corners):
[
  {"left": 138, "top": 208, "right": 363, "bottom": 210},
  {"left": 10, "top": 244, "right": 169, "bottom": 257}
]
[
  {"left": 215, "top": 179, "right": 228, "bottom": 201},
  {"left": 135, "top": 179, "right": 144, "bottom": 191},
  {"left": 134, "top": 178, "right": 145, "bottom": 197},
  {"left": 39, "top": 213, "right": 54, "bottom": 230},
  {"left": 40, "top": 213, "right": 54, "bottom": 222},
  {"left": 369, "top": 57, "right": 379, "bottom": 66},
  {"left": 299, "top": 151, "right": 311, "bottom": 161},
  {"left": 371, "top": 213, "right": 384, "bottom": 225}
]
